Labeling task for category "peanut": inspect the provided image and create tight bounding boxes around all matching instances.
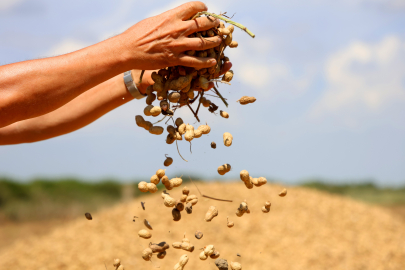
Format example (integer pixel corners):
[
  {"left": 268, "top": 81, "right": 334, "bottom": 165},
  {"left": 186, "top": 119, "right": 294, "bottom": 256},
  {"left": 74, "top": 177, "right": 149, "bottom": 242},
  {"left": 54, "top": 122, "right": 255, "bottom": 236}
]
[
  {"left": 172, "top": 208, "right": 181, "bottom": 221},
  {"left": 138, "top": 181, "right": 148, "bottom": 193},
  {"left": 157, "top": 251, "right": 166, "bottom": 259},
  {"left": 240, "top": 170, "right": 254, "bottom": 189},
  {"left": 150, "top": 242, "right": 170, "bottom": 253},
  {"left": 210, "top": 250, "right": 220, "bottom": 259},
  {"left": 164, "top": 156, "right": 173, "bottom": 167},
  {"left": 222, "top": 70, "right": 234, "bottom": 82},
  {"left": 186, "top": 194, "right": 198, "bottom": 206},
  {"left": 229, "top": 41, "right": 238, "bottom": 48},
  {"left": 161, "top": 175, "right": 173, "bottom": 190},
  {"left": 184, "top": 124, "right": 195, "bottom": 142},
  {"left": 236, "top": 201, "right": 249, "bottom": 217},
  {"left": 262, "top": 201, "right": 271, "bottom": 213},
  {"left": 230, "top": 261, "right": 242, "bottom": 270},
  {"left": 142, "top": 247, "right": 153, "bottom": 261},
  {"left": 217, "top": 163, "right": 231, "bottom": 175},
  {"left": 156, "top": 169, "right": 165, "bottom": 179},
  {"left": 175, "top": 117, "right": 183, "bottom": 127},
  {"left": 227, "top": 216, "right": 234, "bottom": 228},
  {"left": 279, "top": 188, "right": 287, "bottom": 197},
  {"left": 173, "top": 254, "right": 189, "bottom": 270},
  {"left": 178, "top": 123, "right": 186, "bottom": 135},
  {"left": 162, "top": 192, "right": 177, "bottom": 207},
  {"left": 175, "top": 200, "right": 184, "bottom": 211},
  {"left": 215, "top": 258, "right": 228, "bottom": 270},
  {"left": 220, "top": 110, "right": 229, "bottom": 118},
  {"left": 223, "top": 132, "right": 233, "bottom": 147},
  {"left": 113, "top": 258, "right": 120, "bottom": 267},
  {"left": 185, "top": 202, "right": 193, "bottom": 214},
  {"left": 150, "top": 174, "right": 160, "bottom": 185},
  {"left": 146, "top": 183, "right": 158, "bottom": 193},
  {"left": 193, "top": 128, "right": 203, "bottom": 138},
  {"left": 168, "top": 92, "right": 181, "bottom": 103},
  {"left": 166, "top": 134, "right": 176, "bottom": 144},
  {"left": 144, "top": 105, "right": 153, "bottom": 116},
  {"left": 204, "top": 245, "right": 215, "bottom": 256},
  {"left": 198, "top": 124, "right": 211, "bottom": 134},
  {"left": 170, "top": 177, "right": 183, "bottom": 187},
  {"left": 199, "top": 251, "right": 208, "bottom": 260},
  {"left": 149, "top": 126, "right": 164, "bottom": 135},
  {"left": 205, "top": 206, "right": 218, "bottom": 222},
  {"left": 237, "top": 96, "right": 256, "bottom": 105},
  {"left": 180, "top": 194, "right": 187, "bottom": 202},
  {"left": 138, "top": 229, "right": 151, "bottom": 239}
]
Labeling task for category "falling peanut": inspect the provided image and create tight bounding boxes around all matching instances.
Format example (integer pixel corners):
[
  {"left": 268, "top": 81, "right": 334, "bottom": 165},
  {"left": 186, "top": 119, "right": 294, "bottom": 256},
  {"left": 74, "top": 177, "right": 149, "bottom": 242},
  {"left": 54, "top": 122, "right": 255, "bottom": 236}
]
[
  {"left": 173, "top": 254, "right": 189, "bottom": 270},
  {"left": 164, "top": 156, "right": 173, "bottom": 167},
  {"left": 236, "top": 200, "right": 249, "bottom": 217},
  {"left": 262, "top": 201, "right": 271, "bottom": 213},
  {"left": 223, "top": 132, "right": 233, "bottom": 147},
  {"left": 138, "top": 229, "right": 152, "bottom": 239},
  {"left": 227, "top": 216, "right": 234, "bottom": 228},
  {"left": 217, "top": 163, "right": 231, "bottom": 175},
  {"left": 205, "top": 206, "right": 218, "bottom": 222},
  {"left": 237, "top": 96, "right": 256, "bottom": 105},
  {"left": 279, "top": 188, "right": 287, "bottom": 197},
  {"left": 220, "top": 110, "right": 229, "bottom": 118}
]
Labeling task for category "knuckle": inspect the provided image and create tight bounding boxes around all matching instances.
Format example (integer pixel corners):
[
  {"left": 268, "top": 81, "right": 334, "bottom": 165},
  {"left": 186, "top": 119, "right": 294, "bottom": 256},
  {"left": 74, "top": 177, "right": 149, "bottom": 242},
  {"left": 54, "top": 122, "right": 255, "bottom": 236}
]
[
  {"left": 190, "top": 1, "right": 207, "bottom": 11},
  {"left": 162, "top": 48, "right": 176, "bottom": 64}
]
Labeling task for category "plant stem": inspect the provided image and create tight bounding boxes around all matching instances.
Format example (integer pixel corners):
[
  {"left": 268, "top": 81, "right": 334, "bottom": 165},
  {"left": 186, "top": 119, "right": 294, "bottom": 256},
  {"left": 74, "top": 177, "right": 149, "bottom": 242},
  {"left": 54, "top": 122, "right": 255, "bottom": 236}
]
[
  {"left": 139, "top": 70, "right": 145, "bottom": 84},
  {"left": 213, "top": 86, "right": 228, "bottom": 107},
  {"left": 187, "top": 104, "right": 200, "bottom": 122},
  {"left": 192, "top": 11, "right": 255, "bottom": 38}
]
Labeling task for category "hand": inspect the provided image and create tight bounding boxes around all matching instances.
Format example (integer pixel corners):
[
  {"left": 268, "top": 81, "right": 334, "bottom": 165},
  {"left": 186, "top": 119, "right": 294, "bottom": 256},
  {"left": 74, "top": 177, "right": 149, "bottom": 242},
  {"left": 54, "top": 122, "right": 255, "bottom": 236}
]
[{"left": 121, "top": 1, "right": 222, "bottom": 70}]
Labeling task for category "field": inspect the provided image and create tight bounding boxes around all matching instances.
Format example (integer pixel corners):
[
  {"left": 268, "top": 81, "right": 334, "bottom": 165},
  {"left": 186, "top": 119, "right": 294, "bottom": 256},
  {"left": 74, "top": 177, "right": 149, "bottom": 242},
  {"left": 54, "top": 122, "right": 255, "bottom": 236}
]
[{"left": 0, "top": 179, "right": 404, "bottom": 269}]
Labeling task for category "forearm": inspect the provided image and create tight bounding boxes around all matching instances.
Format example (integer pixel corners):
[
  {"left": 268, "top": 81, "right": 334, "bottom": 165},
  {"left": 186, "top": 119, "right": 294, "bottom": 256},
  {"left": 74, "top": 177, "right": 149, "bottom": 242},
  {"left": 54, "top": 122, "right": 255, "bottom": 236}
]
[
  {"left": 0, "top": 35, "right": 132, "bottom": 128},
  {"left": 0, "top": 2, "right": 221, "bottom": 128},
  {"left": 0, "top": 70, "right": 153, "bottom": 145}
]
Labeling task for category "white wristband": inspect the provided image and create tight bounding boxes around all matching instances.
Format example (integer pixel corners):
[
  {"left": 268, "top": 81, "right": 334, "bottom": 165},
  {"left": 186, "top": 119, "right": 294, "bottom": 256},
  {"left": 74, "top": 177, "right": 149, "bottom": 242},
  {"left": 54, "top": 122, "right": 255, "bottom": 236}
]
[{"left": 123, "top": 71, "right": 146, "bottom": 100}]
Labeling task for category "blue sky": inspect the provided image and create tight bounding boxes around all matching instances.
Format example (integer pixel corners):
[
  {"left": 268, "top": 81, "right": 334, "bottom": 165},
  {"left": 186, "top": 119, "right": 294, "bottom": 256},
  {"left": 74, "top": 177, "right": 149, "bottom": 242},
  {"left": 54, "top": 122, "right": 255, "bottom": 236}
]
[{"left": 0, "top": 0, "right": 404, "bottom": 185}]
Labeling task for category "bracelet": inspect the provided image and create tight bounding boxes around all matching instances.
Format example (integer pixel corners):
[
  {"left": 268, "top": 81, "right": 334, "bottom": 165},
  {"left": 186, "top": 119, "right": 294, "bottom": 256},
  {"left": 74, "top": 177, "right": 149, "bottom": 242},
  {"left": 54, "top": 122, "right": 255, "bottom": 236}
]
[{"left": 123, "top": 71, "right": 147, "bottom": 99}]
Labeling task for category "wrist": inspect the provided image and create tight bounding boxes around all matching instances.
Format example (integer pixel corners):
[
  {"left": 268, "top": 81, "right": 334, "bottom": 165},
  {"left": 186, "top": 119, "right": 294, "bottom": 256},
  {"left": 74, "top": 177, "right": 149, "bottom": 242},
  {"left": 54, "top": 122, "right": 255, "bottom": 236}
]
[{"left": 130, "top": 70, "right": 153, "bottom": 95}]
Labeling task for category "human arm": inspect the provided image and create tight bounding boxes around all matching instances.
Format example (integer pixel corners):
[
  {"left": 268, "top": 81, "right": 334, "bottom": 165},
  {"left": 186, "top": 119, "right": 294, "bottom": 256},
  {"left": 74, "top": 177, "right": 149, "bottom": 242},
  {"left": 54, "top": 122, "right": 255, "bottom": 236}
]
[
  {"left": 0, "top": 1, "right": 222, "bottom": 128},
  {"left": 0, "top": 62, "right": 232, "bottom": 145}
]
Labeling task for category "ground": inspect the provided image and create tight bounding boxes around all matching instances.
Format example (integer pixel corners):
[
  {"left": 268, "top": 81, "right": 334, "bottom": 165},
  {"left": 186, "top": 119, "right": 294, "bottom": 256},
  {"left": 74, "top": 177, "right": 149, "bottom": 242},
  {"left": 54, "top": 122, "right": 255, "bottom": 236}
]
[{"left": 0, "top": 182, "right": 404, "bottom": 270}]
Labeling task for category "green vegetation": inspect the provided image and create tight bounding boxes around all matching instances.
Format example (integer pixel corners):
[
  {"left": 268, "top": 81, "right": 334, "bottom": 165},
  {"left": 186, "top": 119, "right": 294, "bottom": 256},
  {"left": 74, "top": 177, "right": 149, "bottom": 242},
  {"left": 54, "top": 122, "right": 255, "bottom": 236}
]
[
  {"left": 0, "top": 175, "right": 204, "bottom": 222},
  {"left": 0, "top": 177, "right": 127, "bottom": 222},
  {"left": 301, "top": 181, "right": 405, "bottom": 206}
]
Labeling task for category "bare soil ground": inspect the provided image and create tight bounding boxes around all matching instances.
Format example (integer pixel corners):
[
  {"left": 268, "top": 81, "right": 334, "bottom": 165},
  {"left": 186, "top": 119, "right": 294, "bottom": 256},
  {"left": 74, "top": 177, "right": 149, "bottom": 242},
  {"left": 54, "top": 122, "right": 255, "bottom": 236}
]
[{"left": 0, "top": 182, "right": 404, "bottom": 270}]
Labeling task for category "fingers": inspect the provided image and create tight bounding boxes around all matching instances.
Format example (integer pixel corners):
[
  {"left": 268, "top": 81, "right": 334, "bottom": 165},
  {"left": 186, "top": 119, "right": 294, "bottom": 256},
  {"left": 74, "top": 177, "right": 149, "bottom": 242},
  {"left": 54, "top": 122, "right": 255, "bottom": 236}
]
[
  {"left": 177, "top": 54, "right": 217, "bottom": 69},
  {"left": 206, "top": 82, "right": 215, "bottom": 91},
  {"left": 219, "top": 61, "right": 232, "bottom": 76},
  {"left": 178, "top": 35, "right": 222, "bottom": 51},
  {"left": 173, "top": 1, "right": 207, "bottom": 20},
  {"left": 184, "top": 16, "right": 220, "bottom": 35}
]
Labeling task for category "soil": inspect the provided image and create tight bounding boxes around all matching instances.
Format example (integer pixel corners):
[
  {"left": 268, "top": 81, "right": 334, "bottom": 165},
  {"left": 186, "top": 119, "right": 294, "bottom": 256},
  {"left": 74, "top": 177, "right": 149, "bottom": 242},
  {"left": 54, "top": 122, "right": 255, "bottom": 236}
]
[{"left": 0, "top": 182, "right": 404, "bottom": 270}]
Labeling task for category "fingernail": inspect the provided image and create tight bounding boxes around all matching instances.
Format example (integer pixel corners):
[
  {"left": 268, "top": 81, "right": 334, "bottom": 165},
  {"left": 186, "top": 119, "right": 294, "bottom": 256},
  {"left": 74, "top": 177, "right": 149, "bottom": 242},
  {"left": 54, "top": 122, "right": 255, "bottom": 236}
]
[{"left": 210, "top": 59, "right": 217, "bottom": 65}]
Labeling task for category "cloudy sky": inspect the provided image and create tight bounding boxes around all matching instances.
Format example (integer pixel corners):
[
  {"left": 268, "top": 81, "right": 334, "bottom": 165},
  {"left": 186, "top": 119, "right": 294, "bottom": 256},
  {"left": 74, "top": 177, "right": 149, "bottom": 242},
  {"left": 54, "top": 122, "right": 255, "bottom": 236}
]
[{"left": 1, "top": 0, "right": 404, "bottom": 185}]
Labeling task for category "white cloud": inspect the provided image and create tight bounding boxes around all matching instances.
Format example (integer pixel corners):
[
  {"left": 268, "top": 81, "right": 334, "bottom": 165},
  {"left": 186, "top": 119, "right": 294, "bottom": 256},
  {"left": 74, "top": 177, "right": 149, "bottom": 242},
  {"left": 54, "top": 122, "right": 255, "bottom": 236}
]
[
  {"left": 45, "top": 39, "right": 90, "bottom": 57},
  {"left": 310, "top": 35, "right": 405, "bottom": 126},
  {"left": 0, "top": 0, "right": 24, "bottom": 11}
]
